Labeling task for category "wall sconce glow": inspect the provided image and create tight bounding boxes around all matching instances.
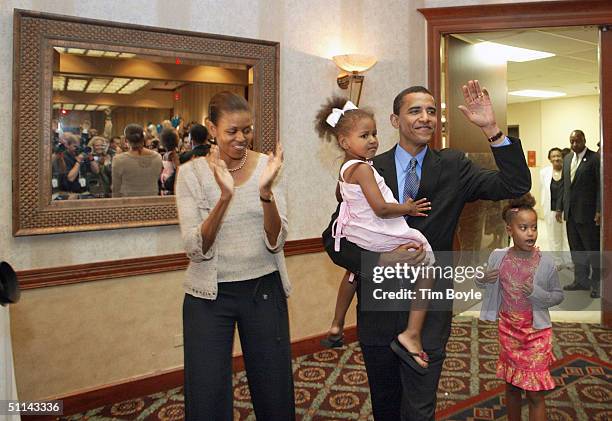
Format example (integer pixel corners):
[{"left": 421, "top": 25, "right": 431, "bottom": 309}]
[
  {"left": 475, "top": 42, "right": 555, "bottom": 62},
  {"left": 509, "top": 90, "right": 566, "bottom": 98},
  {"left": 332, "top": 54, "right": 377, "bottom": 106}
]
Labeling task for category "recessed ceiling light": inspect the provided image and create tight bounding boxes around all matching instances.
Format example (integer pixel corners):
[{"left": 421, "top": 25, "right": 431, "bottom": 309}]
[
  {"left": 74, "top": 104, "right": 86, "bottom": 110},
  {"left": 67, "top": 78, "right": 88, "bottom": 91},
  {"left": 475, "top": 42, "right": 555, "bottom": 63},
  {"left": 85, "top": 104, "right": 99, "bottom": 111},
  {"left": 67, "top": 48, "right": 86, "bottom": 55},
  {"left": 509, "top": 90, "right": 566, "bottom": 98}
]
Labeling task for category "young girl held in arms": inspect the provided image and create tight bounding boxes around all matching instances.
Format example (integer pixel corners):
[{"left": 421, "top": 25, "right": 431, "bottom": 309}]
[
  {"left": 315, "top": 97, "right": 435, "bottom": 372},
  {"left": 478, "top": 193, "right": 563, "bottom": 421}
]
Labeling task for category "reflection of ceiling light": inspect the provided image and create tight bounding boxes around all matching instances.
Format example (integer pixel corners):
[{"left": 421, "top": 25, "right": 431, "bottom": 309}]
[
  {"left": 474, "top": 42, "right": 554, "bottom": 63},
  {"left": 63, "top": 103, "right": 74, "bottom": 110},
  {"left": 67, "top": 48, "right": 86, "bottom": 55},
  {"left": 118, "top": 53, "right": 136, "bottom": 58},
  {"left": 103, "top": 78, "right": 130, "bottom": 93},
  {"left": 53, "top": 76, "right": 66, "bottom": 90},
  {"left": 74, "top": 104, "right": 86, "bottom": 110},
  {"left": 118, "top": 79, "right": 149, "bottom": 94},
  {"left": 85, "top": 104, "right": 99, "bottom": 111},
  {"left": 509, "top": 90, "right": 566, "bottom": 98},
  {"left": 86, "top": 50, "right": 106, "bottom": 57},
  {"left": 103, "top": 51, "right": 120, "bottom": 57},
  {"left": 67, "top": 78, "right": 88, "bottom": 91},
  {"left": 86, "top": 78, "right": 111, "bottom": 93}
]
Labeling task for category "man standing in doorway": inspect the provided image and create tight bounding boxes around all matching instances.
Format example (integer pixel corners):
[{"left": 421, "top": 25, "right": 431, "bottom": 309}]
[
  {"left": 556, "top": 129, "right": 601, "bottom": 298},
  {"left": 322, "top": 81, "right": 531, "bottom": 420}
]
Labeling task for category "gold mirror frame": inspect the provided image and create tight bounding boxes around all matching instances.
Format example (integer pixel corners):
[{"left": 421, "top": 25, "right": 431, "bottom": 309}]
[{"left": 12, "top": 9, "right": 279, "bottom": 236}]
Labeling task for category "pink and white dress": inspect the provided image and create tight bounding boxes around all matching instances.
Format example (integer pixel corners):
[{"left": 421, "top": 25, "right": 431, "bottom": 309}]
[{"left": 332, "top": 159, "right": 434, "bottom": 262}]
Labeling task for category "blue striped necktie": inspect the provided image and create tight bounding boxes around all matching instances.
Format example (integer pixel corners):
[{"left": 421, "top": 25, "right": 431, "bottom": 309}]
[{"left": 403, "top": 158, "right": 420, "bottom": 203}]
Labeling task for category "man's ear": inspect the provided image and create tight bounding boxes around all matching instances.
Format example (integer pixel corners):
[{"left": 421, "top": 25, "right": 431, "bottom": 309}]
[{"left": 390, "top": 113, "right": 400, "bottom": 129}]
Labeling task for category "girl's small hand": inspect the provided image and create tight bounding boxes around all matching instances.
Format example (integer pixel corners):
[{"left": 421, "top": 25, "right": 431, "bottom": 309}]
[
  {"left": 405, "top": 198, "right": 431, "bottom": 217},
  {"left": 482, "top": 269, "right": 499, "bottom": 284},
  {"left": 259, "top": 141, "right": 283, "bottom": 197},
  {"left": 519, "top": 283, "right": 533, "bottom": 296},
  {"left": 207, "top": 145, "right": 234, "bottom": 198}
]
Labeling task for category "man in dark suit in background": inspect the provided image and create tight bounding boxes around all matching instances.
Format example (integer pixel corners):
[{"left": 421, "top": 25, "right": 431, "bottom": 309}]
[
  {"left": 556, "top": 129, "right": 601, "bottom": 298},
  {"left": 322, "top": 81, "right": 531, "bottom": 421}
]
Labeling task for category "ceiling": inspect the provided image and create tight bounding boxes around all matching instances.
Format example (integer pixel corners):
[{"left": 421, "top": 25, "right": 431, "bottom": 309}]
[{"left": 453, "top": 26, "right": 599, "bottom": 104}]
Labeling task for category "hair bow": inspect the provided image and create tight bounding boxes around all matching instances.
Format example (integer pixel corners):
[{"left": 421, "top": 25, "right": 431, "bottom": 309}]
[{"left": 326, "top": 101, "right": 359, "bottom": 128}]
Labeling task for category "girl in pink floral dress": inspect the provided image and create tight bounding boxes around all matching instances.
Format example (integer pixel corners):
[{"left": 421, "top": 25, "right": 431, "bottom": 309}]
[{"left": 478, "top": 194, "right": 564, "bottom": 421}]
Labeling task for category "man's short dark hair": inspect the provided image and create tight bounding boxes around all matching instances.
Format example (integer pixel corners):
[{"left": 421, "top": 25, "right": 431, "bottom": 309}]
[
  {"left": 189, "top": 124, "right": 208, "bottom": 145},
  {"left": 393, "top": 86, "right": 434, "bottom": 115}
]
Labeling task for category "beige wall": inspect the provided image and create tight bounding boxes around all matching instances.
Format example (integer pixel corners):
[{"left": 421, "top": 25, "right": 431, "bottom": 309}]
[
  {"left": 2, "top": 0, "right": 575, "bottom": 401},
  {"left": 507, "top": 95, "right": 600, "bottom": 214},
  {"left": 11, "top": 253, "right": 348, "bottom": 400}
]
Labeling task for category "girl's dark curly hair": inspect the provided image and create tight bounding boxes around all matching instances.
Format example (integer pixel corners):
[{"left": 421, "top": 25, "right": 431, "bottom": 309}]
[
  {"left": 314, "top": 96, "right": 374, "bottom": 144},
  {"left": 502, "top": 193, "right": 537, "bottom": 223}
]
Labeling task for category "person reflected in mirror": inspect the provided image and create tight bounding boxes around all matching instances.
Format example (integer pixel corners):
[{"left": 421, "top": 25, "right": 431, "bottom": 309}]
[
  {"left": 111, "top": 124, "right": 162, "bottom": 197},
  {"left": 176, "top": 92, "right": 294, "bottom": 421},
  {"left": 179, "top": 123, "right": 210, "bottom": 164},
  {"left": 87, "top": 136, "right": 112, "bottom": 197},
  {"left": 52, "top": 133, "right": 91, "bottom": 194},
  {"left": 160, "top": 128, "right": 180, "bottom": 195}
]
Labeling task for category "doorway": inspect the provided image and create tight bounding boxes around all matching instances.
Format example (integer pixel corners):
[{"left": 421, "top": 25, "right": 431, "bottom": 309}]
[{"left": 419, "top": 1, "right": 612, "bottom": 326}]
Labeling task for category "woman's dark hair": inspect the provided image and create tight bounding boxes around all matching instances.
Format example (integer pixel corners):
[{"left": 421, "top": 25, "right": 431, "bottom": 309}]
[
  {"left": 189, "top": 124, "right": 209, "bottom": 145},
  {"left": 547, "top": 147, "right": 562, "bottom": 159},
  {"left": 561, "top": 147, "right": 571, "bottom": 158},
  {"left": 124, "top": 124, "right": 145, "bottom": 146},
  {"left": 208, "top": 92, "right": 250, "bottom": 125},
  {"left": 160, "top": 127, "right": 178, "bottom": 151},
  {"left": 502, "top": 193, "right": 537, "bottom": 223},
  {"left": 314, "top": 96, "right": 374, "bottom": 144}
]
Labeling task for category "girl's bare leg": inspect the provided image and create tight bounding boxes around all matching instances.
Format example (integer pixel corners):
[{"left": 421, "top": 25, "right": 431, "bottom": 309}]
[
  {"left": 329, "top": 271, "right": 356, "bottom": 337},
  {"left": 505, "top": 383, "right": 523, "bottom": 421},
  {"left": 526, "top": 390, "right": 546, "bottom": 421},
  {"left": 396, "top": 273, "right": 434, "bottom": 368}
]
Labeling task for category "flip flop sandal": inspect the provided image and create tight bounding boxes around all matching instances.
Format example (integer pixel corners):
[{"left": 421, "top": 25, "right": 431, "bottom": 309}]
[
  {"left": 320, "top": 333, "right": 344, "bottom": 349},
  {"left": 390, "top": 338, "right": 429, "bottom": 375}
]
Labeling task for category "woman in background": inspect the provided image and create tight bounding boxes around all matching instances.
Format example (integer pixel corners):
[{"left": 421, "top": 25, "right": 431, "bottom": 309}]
[
  {"left": 112, "top": 124, "right": 162, "bottom": 197},
  {"left": 539, "top": 147, "right": 570, "bottom": 267}
]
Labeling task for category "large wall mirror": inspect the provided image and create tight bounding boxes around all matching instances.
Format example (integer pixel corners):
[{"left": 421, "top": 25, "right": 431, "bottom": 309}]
[{"left": 13, "top": 9, "right": 279, "bottom": 236}]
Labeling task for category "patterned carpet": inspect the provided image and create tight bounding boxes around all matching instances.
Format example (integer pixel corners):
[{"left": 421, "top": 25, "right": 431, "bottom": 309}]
[{"left": 60, "top": 318, "right": 611, "bottom": 420}]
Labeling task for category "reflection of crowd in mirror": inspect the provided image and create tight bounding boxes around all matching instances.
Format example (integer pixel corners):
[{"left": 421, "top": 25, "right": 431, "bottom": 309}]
[{"left": 51, "top": 115, "right": 212, "bottom": 199}]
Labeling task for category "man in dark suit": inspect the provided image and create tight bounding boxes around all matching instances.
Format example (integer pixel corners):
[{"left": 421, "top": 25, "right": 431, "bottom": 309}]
[
  {"left": 555, "top": 129, "right": 601, "bottom": 298},
  {"left": 322, "top": 82, "right": 531, "bottom": 421}
]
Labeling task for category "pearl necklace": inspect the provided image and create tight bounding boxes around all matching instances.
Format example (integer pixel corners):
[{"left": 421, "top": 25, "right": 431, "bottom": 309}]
[{"left": 228, "top": 149, "right": 248, "bottom": 173}]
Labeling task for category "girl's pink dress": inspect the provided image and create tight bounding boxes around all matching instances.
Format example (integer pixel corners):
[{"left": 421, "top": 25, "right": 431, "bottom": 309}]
[
  {"left": 332, "top": 159, "right": 433, "bottom": 255},
  {"left": 497, "top": 248, "right": 556, "bottom": 391}
]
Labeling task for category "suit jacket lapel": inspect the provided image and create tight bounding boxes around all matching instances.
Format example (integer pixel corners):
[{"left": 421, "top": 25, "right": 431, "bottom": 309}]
[
  {"left": 572, "top": 149, "right": 591, "bottom": 185},
  {"left": 417, "top": 148, "right": 441, "bottom": 201},
  {"left": 373, "top": 145, "right": 399, "bottom": 201}
]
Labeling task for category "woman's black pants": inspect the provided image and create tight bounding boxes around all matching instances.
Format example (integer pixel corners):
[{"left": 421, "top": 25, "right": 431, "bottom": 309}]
[{"left": 183, "top": 271, "right": 295, "bottom": 420}]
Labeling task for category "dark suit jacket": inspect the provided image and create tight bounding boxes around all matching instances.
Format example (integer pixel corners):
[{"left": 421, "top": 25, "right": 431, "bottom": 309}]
[
  {"left": 322, "top": 138, "right": 531, "bottom": 348},
  {"left": 557, "top": 148, "right": 600, "bottom": 224}
]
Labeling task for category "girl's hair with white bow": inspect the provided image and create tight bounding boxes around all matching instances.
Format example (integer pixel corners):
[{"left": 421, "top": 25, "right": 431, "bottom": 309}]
[{"left": 315, "top": 96, "right": 373, "bottom": 144}]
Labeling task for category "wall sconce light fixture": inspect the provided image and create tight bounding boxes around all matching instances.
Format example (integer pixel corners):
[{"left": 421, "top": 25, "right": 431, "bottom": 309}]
[{"left": 332, "top": 54, "right": 377, "bottom": 106}]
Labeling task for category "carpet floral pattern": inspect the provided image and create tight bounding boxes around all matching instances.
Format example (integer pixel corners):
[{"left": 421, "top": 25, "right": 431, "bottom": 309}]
[{"left": 60, "top": 318, "right": 611, "bottom": 420}]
